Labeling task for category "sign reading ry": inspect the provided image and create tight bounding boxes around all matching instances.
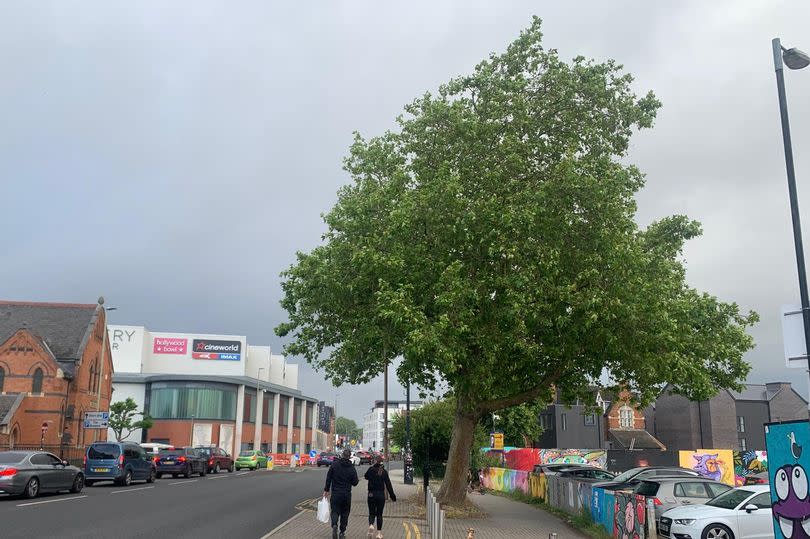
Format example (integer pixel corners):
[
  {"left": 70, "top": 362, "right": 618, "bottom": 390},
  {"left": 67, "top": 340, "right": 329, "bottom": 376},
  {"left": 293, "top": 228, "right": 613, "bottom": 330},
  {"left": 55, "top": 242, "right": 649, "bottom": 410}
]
[
  {"left": 153, "top": 337, "right": 188, "bottom": 355},
  {"left": 191, "top": 339, "right": 242, "bottom": 361}
]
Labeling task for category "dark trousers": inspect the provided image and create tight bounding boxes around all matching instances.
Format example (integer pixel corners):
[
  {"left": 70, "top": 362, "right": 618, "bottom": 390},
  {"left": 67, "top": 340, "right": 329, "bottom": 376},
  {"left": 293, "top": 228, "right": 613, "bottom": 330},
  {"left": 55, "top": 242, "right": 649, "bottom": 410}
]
[
  {"left": 330, "top": 492, "right": 351, "bottom": 532},
  {"left": 367, "top": 491, "right": 386, "bottom": 530}
]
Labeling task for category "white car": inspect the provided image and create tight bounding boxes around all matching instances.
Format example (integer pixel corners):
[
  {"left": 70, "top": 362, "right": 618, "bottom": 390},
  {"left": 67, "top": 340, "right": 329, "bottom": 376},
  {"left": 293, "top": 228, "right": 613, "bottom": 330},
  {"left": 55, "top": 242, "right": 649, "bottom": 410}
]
[{"left": 659, "top": 485, "right": 773, "bottom": 539}]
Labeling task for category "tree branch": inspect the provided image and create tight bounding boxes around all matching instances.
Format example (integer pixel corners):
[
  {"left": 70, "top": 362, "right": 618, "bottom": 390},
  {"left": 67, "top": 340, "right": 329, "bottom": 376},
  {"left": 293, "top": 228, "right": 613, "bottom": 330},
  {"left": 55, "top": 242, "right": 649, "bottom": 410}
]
[{"left": 478, "top": 371, "right": 566, "bottom": 413}]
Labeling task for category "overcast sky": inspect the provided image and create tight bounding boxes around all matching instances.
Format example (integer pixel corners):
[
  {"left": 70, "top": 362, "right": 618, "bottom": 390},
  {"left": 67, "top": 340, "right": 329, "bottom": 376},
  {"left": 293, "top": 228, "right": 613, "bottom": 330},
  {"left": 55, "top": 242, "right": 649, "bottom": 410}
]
[{"left": 2, "top": 1, "right": 810, "bottom": 424}]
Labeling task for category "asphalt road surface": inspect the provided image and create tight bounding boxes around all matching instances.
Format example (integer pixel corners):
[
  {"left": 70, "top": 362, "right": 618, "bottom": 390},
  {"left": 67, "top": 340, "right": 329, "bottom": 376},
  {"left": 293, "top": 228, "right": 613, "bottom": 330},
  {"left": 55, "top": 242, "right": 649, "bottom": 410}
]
[{"left": 0, "top": 467, "right": 327, "bottom": 539}]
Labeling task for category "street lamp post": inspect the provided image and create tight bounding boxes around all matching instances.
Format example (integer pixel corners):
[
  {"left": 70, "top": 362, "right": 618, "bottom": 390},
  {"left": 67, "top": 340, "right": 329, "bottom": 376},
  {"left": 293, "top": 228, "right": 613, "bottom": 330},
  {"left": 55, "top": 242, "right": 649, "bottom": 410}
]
[
  {"left": 256, "top": 367, "right": 265, "bottom": 451},
  {"left": 772, "top": 38, "right": 810, "bottom": 413},
  {"left": 404, "top": 380, "right": 413, "bottom": 484}
]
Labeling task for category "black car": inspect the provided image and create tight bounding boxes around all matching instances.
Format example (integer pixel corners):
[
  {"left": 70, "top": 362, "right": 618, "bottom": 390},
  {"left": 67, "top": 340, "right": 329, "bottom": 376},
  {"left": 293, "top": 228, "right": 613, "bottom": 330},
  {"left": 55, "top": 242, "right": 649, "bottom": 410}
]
[
  {"left": 0, "top": 450, "right": 85, "bottom": 499},
  {"left": 557, "top": 467, "right": 616, "bottom": 482},
  {"left": 154, "top": 447, "right": 207, "bottom": 479},
  {"left": 532, "top": 463, "right": 587, "bottom": 475},
  {"left": 593, "top": 466, "right": 699, "bottom": 490}
]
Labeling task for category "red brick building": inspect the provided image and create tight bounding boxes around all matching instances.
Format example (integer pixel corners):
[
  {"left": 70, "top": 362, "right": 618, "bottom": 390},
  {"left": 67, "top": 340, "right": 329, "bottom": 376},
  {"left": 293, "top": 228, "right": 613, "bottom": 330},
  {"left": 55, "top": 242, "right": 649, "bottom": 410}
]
[{"left": 0, "top": 299, "right": 113, "bottom": 449}]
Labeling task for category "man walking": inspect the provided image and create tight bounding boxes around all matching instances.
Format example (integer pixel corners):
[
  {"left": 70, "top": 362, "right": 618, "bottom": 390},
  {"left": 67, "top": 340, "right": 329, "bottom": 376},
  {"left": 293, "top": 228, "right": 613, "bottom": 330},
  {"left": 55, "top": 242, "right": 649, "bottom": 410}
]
[{"left": 324, "top": 448, "right": 359, "bottom": 539}]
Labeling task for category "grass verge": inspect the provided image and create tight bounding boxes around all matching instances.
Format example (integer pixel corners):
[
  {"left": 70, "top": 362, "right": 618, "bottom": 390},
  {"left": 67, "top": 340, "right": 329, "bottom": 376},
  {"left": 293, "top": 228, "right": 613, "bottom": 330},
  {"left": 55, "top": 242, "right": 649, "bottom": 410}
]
[{"left": 487, "top": 490, "right": 612, "bottom": 539}]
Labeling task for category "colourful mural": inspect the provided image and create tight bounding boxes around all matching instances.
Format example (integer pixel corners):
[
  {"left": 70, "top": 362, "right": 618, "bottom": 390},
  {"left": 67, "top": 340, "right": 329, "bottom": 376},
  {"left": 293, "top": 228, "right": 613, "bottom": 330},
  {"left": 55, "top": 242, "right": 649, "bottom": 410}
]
[
  {"left": 592, "top": 487, "right": 616, "bottom": 534},
  {"left": 734, "top": 450, "right": 768, "bottom": 486},
  {"left": 480, "top": 467, "right": 530, "bottom": 496},
  {"left": 678, "top": 449, "right": 735, "bottom": 486},
  {"left": 765, "top": 420, "right": 810, "bottom": 539},
  {"left": 613, "top": 492, "right": 646, "bottom": 539},
  {"left": 500, "top": 448, "right": 607, "bottom": 471}
]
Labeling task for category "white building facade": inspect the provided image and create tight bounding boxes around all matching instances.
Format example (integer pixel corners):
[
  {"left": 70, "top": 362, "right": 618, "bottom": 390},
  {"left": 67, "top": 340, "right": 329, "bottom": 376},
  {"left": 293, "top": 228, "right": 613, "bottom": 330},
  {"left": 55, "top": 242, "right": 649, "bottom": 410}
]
[
  {"left": 107, "top": 325, "right": 319, "bottom": 458},
  {"left": 362, "top": 400, "right": 424, "bottom": 451}
]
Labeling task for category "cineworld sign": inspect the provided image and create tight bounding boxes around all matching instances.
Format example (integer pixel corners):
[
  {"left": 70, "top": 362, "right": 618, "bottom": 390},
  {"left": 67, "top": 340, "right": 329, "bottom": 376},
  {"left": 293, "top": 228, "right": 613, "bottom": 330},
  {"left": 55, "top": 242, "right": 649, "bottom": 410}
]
[{"left": 191, "top": 339, "right": 242, "bottom": 361}]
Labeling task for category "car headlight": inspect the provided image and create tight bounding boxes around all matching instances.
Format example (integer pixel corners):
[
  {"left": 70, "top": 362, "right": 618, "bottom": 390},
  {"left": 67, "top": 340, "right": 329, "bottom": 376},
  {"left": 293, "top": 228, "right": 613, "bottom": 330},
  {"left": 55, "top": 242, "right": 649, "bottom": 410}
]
[{"left": 674, "top": 519, "right": 696, "bottom": 525}]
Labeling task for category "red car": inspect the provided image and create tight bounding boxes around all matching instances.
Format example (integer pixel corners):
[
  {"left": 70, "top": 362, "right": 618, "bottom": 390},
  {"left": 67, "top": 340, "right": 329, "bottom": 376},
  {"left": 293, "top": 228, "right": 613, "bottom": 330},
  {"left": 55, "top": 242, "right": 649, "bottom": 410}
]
[
  {"left": 317, "top": 452, "right": 337, "bottom": 467},
  {"left": 356, "top": 451, "right": 372, "bottom": 464},
  {"left": 194, "top": 446, "right": 234, "bottom": 474}
]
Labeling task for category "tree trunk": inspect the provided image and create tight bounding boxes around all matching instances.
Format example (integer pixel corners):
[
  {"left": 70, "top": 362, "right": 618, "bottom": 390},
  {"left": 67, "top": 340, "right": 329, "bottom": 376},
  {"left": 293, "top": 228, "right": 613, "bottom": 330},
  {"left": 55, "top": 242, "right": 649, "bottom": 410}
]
[{"left": 436, "top": 402, "right": 479, "bottom": 505}]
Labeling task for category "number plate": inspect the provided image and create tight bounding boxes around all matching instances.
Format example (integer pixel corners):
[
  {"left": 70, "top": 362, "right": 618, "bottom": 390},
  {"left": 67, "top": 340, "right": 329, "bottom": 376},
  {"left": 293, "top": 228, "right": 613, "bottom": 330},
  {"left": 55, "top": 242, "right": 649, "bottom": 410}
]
[
  {"left": 93, "top": 468, "right": 109, "bottom": 473},
  {"left": 163, "top": 460, "right": 174, "bottom": 465}
]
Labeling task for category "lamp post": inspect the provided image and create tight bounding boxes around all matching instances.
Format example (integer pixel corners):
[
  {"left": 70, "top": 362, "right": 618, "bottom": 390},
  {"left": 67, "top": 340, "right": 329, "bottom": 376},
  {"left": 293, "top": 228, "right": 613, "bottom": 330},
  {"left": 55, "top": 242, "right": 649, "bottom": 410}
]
[
  {"left": 404, "top": 380, "right": 413, "bottom": 484},
  {"left": 772, "top": 38, "right": 810, "bottom": 412},
  {"left": 256, "top": 367, "right": 265, "bottom": 451}
]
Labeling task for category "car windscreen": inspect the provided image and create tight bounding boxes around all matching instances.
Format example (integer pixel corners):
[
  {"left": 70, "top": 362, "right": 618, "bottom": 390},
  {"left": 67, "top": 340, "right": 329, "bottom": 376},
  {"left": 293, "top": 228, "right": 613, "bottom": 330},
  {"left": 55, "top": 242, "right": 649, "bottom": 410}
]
[
  {"left": 634, "top": 481, "right": 660, "bottom": 496},
  {"left": 159, "top": 449, "right": 183, "bottom": 456},
  {"left": 611, "top": 468, "right": 643, "bottom": 483},
  {"left": 0, "top": 452, "right": 27, "bottom": 464},
  {"left": 239, "top": 451, "right": 256, "bottom": 457},
  {"left": 196, "top": 448, "right": 213, "bottom": 456},
  {"left": 706, "top": 488, "right": 754, "bottom": 509},
  {"left": 88, "top": 444, "right": 121, "bottom": 459}
]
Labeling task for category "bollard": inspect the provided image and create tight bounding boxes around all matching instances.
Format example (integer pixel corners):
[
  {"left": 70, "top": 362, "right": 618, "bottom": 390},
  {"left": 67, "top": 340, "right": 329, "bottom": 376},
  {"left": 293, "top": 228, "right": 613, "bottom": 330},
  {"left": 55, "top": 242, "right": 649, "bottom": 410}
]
[
  {"left": 549, "top": 534, "right": 558, "bottom": 539},
  {"left": 439, "top": 508, "right": 445, "bottom": 539}
]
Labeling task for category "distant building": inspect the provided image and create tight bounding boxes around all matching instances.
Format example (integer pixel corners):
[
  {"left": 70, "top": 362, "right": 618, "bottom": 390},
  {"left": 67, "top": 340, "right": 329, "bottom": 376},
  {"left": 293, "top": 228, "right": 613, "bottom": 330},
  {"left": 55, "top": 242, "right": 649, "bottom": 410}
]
[
  {"left": 653, "top": 382, "right": 808, "bottom": 451},
  {"left": 534, "top": 388, "right": 663, "bottom": 450},
  {"left": 362, "top": 400, "right": 424, "bottom": 451}
]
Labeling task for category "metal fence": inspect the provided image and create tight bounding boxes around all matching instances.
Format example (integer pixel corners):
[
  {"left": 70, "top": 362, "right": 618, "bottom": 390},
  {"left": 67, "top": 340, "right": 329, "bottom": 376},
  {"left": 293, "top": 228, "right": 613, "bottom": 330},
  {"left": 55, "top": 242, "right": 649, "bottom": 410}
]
[
  {"left": 0, "top": 444, "right": 87, "bottom": 466},
  {"left": 426, "top": 487, "right": 446, "bottom": 539}
]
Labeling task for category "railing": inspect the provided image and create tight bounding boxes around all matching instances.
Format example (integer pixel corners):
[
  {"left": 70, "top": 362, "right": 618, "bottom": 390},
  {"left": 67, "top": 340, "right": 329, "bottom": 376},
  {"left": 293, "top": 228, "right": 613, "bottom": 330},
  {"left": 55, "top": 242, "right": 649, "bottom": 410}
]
[
  {"left": 425, "top": 487, "right": 446, "bottom": 539},
  {"left": 0, "top": 444, "right": 87, "bottom": 466}
]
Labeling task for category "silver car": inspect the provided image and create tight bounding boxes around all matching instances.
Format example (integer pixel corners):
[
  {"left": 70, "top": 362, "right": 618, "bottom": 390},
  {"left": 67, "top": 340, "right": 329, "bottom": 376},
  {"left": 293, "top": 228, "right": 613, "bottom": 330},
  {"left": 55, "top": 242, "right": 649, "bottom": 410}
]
[
  {"left": 0, "top": 450, "right": 85, "bottom": 499},
  {"left": 634, "top": 476, "right": 733, "bottom": 526}
]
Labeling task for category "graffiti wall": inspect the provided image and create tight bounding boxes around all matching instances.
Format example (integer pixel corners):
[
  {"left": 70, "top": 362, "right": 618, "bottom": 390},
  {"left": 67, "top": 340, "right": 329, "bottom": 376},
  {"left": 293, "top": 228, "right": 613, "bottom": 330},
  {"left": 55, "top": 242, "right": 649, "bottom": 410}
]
[
  {"left": 765, "top": 420, "right": 810, "bottom": 539},
  {"left": 592, "top": 487, "right": 616, "bottom": 534},
  {"left": 613, "top": 492, "right": 646, "bottom": 539},
  {"left": 501, "top": 448, "right": 607, "bottom": 471},
  {"left": 734, "top": 450, "right": 768, "bottom": 486},
  {"left": 678, "top": 449, "right": 735, "bottom": 486},
  {"left": 480, "top": 467, "right": 531, "bottom": 496}
]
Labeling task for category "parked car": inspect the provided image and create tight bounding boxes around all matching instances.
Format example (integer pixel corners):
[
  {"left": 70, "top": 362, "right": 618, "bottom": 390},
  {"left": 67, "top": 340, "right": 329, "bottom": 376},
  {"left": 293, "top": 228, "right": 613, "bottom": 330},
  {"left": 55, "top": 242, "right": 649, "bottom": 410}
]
[
  {"left": 557, "top": 467, "right": 616, "bottom": 482},
  {"left": 744, "top": 471, "right": 769, "bottom": 485},
  {"left": 235, "top": 450, "right": 267, "bottom": 471},
  {"left": 634, "top": 477, "right": 733, "bottom": 528},
  {"left": 594, "top": 466, "right": 700, "bottom": 490},
  {"left": 532, "top": 463, "right": 591, "bottom": 475},
  {"left": 659, "top": 485, "right": 772, "bottom": 539},
  {"left": 0, "top": 450, "right": 85, "bottom": 499},
  {"left": 154, "top": 447, "right": 207, "bottom": 478},
  {"left": 195, "top": 446, "right": 234, "bottom": 473},
  {"left": 317, "top": 452, "right": 337, "bottom": 467},
  {"left": 356, "top": 450, "right": 372, "bottom": 464},
  {"left": 140, "top": 442, "right": 174, "bottom": 458},
  {"left": 85, "top": 442, "right": 156, "bottom": 486}
]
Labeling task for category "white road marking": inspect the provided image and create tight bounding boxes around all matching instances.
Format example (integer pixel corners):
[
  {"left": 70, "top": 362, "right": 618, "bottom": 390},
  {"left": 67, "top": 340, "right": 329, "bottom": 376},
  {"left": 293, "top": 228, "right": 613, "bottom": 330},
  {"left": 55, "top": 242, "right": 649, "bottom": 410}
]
[
  {"left": 208, "top": 475, "right": 229, "bottom": 479},
  {"left": 236, "top": 471, "right": 250, "bottom": 476},
  {"left": 17, "top": 495, "right": 87, "bottom": 507},
  {"left": 168, "top": 480, "right": 198, "bottom": 485},
  {"left": 111, "top": 486, "right": 155, "bottom": 494}
]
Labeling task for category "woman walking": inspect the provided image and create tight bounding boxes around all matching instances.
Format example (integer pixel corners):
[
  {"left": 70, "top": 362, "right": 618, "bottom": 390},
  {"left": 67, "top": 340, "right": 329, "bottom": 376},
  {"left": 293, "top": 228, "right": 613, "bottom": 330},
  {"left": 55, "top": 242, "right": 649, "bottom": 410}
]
[{"left": 364, "top": 456, "right": 396, "bottom": 539}]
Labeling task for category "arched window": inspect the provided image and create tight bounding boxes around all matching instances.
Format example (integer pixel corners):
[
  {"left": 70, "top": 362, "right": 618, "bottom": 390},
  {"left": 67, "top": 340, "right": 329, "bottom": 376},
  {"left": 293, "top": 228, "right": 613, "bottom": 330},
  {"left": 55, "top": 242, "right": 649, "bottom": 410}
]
[
  {"left": 32, "top": 368, "right": 43, "bottom": 394},
  {"left": 619, "top": 406, "right": 633, "bottom": 428},
  {"left": 0, "top": 367, "right": 4, "bottom": 393},
  {"left": 89, "top": 361, "right": 97, "bottom": 392}
]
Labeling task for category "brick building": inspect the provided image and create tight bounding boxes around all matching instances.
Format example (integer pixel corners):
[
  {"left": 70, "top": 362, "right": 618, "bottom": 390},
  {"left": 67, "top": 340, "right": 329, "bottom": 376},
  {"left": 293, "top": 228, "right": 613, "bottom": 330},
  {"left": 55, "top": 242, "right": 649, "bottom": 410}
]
[{"left": 0, "top": 299, "right": 113, "bottom": 449}]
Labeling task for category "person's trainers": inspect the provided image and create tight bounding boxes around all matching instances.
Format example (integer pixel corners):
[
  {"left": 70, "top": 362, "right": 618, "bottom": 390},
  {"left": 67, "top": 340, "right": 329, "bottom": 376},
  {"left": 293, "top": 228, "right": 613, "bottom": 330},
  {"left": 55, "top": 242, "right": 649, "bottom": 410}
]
[
  {"left": 331, "top": 526, "right": 338, "bottom": 539},
  {"left": 368, "top": 524, "right": 375, "bottom": 538},
  {"left": 339, "top": 534, "right": 346, "bottom": 539}
]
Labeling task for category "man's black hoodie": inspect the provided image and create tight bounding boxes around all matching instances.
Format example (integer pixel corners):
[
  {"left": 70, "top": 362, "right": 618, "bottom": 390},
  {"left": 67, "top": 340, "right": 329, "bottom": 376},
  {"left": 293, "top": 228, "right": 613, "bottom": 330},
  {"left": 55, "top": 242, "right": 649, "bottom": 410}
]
[{"left": 324, "top": 458, "right": 359, "bottom": 495}]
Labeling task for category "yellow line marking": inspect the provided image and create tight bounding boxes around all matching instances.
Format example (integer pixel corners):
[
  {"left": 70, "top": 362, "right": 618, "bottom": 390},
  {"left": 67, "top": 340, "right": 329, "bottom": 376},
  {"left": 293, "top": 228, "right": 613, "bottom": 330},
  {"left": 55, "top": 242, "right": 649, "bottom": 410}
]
[
  {"left": 403, "top": 522, "right": 412, "bottom": 539},
  {"left": 413, "top": 522, "right": 421, "bottom": 539}
]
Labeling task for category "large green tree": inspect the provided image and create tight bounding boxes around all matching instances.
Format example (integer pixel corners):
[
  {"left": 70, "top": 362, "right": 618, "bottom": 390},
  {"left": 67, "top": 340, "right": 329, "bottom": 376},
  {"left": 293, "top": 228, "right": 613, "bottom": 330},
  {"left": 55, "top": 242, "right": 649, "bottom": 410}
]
[
  {"left": 494, "top": 399, "right": 546, "bottom": 448},
  {"left": 335, "top": 416, "right": 362, "bottom": 443},
  {"left": 109, "top": 398, "right": 153, "bottom": 442},
  {"left": 276, "top": 18, "right": 757, "bottom": 503}
]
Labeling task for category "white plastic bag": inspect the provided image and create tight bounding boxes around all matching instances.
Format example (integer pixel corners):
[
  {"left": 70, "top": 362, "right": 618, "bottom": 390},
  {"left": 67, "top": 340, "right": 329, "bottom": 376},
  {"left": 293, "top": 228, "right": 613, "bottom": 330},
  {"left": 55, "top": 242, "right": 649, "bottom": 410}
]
[{"left": 317, "top": 495, "right": 330, "bottom": 524}]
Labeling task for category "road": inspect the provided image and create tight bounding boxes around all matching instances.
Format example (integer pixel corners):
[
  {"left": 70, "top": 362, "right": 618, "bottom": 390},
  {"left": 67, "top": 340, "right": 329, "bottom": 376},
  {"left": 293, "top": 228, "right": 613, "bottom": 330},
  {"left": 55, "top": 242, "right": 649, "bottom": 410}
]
[{"left": 0, "top": 466, "right": 327, "bottom": 539}]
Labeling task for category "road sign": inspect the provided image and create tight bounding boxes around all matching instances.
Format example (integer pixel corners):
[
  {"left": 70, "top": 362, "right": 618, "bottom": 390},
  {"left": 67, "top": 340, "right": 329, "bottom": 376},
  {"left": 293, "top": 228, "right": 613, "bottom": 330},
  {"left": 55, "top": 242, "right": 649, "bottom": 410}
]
[
  {"left": 84, "top": 411, "right": 110, "bottom": 429},
  {"left": 490, "top": 432, "right": 504, "bottom": 451},
  {"left": 782, "top": 304, "right": 807, "bottom": 367},
  {"left": 309, "top": 450, "right": 317, "bottom": 458}
]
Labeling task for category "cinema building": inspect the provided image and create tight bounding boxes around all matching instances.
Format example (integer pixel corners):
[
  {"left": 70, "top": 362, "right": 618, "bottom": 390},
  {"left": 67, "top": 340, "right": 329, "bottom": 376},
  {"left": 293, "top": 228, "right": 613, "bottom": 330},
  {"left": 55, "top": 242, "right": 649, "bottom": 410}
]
[{"left": 108, "top": 325, "right": 319, "bottom": 457}]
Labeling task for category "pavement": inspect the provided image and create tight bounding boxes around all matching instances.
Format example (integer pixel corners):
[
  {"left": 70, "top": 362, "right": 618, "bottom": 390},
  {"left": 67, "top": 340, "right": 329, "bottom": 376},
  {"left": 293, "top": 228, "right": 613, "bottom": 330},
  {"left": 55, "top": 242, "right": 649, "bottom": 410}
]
[
  {"left": 0, "top": 466, "right": 324, "bottom": 539},
  {"left": 270, "top": 466, "right": 587, "bottom": 539}
]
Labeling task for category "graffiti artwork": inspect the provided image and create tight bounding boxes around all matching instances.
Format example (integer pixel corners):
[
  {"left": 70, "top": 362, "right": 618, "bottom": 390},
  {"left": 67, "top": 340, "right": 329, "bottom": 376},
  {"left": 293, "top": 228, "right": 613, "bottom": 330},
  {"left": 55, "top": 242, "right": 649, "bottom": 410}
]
[
  {"left": 734, "top": 450, "right": 768, "bottom": 486},
  {"left": 501, "top": 448, "right": 607, "bottom": 471},
  {"left": 613, "top": 492, "right": 646, "bottom": 539},
  {"left": 678, "top": 449, "right": 735, "bottom": 486},
  {"left": 765, "top": 420, "right": 810, "bottom": 539}
]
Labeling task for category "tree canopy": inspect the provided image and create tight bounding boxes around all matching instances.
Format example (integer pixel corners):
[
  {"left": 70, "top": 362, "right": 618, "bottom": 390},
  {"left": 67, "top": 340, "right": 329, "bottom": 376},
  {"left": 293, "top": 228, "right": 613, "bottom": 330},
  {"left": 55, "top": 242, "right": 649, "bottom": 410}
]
[
  {"left": 335, "top": 416, "right": 362, "bottom": 443},
  {"left": 276, "top": 17, "right": 757, "bottom": 503},
  {"left": 109, "top": 398, "right": 153, "bottom": 443}
]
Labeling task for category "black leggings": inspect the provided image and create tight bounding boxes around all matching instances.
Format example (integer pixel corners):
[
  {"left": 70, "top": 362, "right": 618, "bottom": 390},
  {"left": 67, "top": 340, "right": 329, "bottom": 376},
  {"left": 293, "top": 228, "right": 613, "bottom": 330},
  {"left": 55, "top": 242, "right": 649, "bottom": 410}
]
[{"left": 367, "top": 491, "right": 386, "bottom": 530}]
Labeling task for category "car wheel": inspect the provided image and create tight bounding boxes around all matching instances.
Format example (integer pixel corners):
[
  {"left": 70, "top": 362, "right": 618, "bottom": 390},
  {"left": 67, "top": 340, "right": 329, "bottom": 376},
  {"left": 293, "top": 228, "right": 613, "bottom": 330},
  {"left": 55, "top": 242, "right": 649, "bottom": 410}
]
[
  {"left": 23, "top": 477, "right": 39, "bottom": 499},
  {"left": 214, "top": 463, "right": 220, "bottom": 474},
  {"left": 228, "top": 463, "right": 234, "bottom": 473},
  {"left": 702, "top": 524, "right": 734, "bottom": 539},
  {"left": 70, "top": 474, "right": 84, "bottom": 493},
  {"left": 147, "top": 469, "right": 156, "bottom": 483},
  {"left": 235, "top": 467, "right": 240, "bottom": 471},
  {"left": 183, "top": 466, "right": 191, "bottom": 479},
  {"left": 200, "top": 466, "right": 206, "bottom": 477},
  {"left": 85, "top": 480, "right": 95, "bottom": 487},
  {"left": 155, "top": 472, "right": 163, "bottom": 479},
  {"left": 117, "top": 470, "right": 133, "bottom": 487}
]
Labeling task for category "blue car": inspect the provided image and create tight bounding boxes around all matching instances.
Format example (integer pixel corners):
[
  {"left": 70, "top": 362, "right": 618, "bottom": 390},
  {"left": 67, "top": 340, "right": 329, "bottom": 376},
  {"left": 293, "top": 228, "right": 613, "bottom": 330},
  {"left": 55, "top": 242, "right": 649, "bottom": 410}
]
[{"left": 84, "top": 442, "right": 156, "bottom": 487}]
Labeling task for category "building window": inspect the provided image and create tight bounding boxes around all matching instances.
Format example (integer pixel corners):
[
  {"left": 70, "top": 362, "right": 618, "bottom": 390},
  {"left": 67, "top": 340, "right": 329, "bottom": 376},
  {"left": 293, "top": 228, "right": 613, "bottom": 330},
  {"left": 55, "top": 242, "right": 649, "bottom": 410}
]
[
  {"left": 244, "top": 393, "right": 254, "bottom": 423},
  {"left": 279, "top": 397, "right": 289, "bottom": 426},
  {"left": 619, "top": 406, "right": 633, "bottom": 428},
  {"left": 293, "top": 401, "right": 301, "bottom": 427},
  {"left": 740, "top": 438, "right": 747, "bottom": 451},
  {"left": 738, "top": 416, "right": 745, "bottom": 433},
  {"left": 149, "top": 382, "right": 237, "bottom": 420},
  {"left": 262, "top": 396, "right": 272, "bottom": 425},
  {"left": 561, "top": 413, "right": 567, "bottom": 431},
  {"left": 0, "top": 367, "right": 4, "bottom": 393},
  {"left": 584, "top": 414, "right": 596, "bottom": 426},
  {"left": 32, "top": 368, "right": 43, "bottom": 394},
  {"left": 539, "top": 414, "right": 553, "bottom": 431}
]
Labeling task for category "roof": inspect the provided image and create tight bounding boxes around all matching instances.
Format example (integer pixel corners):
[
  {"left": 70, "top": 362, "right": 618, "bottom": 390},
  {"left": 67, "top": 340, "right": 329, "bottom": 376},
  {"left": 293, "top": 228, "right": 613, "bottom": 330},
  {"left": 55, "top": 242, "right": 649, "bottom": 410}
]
[
  {"left": 608, "top": 428, "right": 666, "bottom": 450},
  {"left": 0, "top": 301, "right": 99, "bottom": 361},
  {"left": 112, "top": 373, "right": 320, "bottom": 402},
  {"left": 730, "top": 385, "right": 770, "bottom": 401},
  {"left": 0, "top": 393, "right": 25, "bottom": 426}
]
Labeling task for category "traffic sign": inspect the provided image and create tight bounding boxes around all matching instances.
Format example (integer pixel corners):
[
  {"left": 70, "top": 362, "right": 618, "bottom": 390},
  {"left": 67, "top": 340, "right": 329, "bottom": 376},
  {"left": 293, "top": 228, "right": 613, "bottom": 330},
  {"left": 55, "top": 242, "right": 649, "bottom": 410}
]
[
  {"left": 782, "top": 305, "right": 808, "bottom": 367},
  {"left": 309, "top": 450, "right": 317, "bottom": 458},
  {"left": 490, "top": 432, "right": 504, "bottom": 451},
  {"left": 84, "top": 411, "right": 110, "bottom": 429}
]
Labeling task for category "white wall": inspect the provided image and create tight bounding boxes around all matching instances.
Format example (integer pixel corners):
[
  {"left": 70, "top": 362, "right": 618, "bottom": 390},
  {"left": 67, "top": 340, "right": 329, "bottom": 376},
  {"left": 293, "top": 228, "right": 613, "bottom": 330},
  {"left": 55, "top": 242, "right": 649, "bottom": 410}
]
[
  {"left": 108, "top": 382, "right": 147, "bottom": 442},
  {"left": 246, "top": 346, "right": 271, "bottom": 381},
  {"left": 143, "top": 331, "right": 247, "bottom": 376},
  {"left": 108, "top": 325, "right": 149, "bottom": 374}
]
